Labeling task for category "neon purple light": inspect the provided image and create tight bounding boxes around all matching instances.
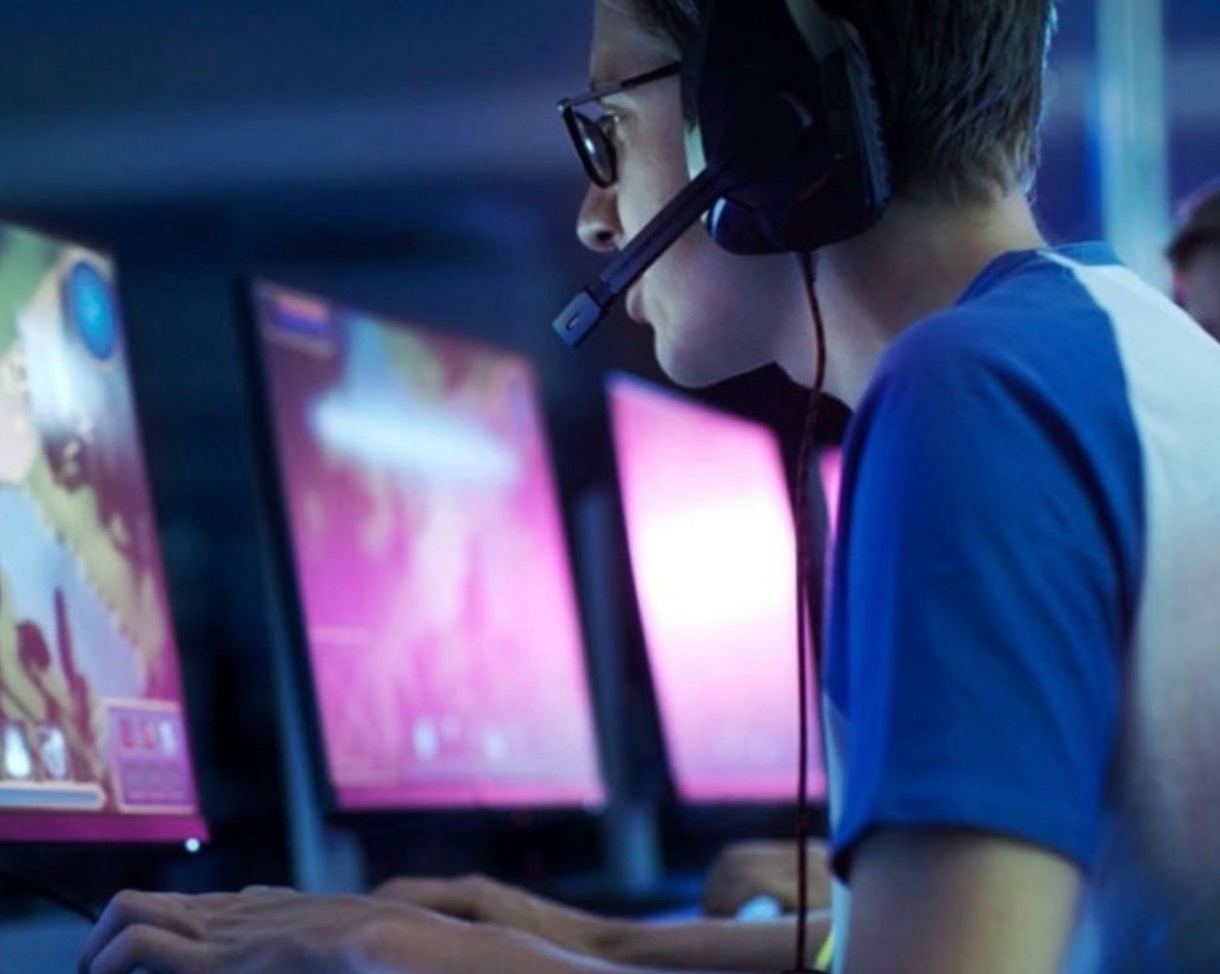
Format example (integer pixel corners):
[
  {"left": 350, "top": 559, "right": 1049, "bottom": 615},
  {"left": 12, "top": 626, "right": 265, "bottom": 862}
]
[
  {"left": 0, "top": 812, "right": 209, "bottom": 845},
  {"left": 819, "top": 447, "right": 843, "bottom": 549},
  {"left": 608, "top": 375, "right": 825, "bottom": 803},
  {"left": 0, "top": 224, "right": 205, "bottom": 844},
  {"left": 256, "top": 284, "right": 603, "bottom": 810}
]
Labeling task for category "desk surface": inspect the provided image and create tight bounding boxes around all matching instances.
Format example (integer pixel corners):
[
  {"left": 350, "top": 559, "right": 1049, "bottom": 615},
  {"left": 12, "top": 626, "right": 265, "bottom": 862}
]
[{"left": 0, "top": 912, "right": 92, "bottom": 974}]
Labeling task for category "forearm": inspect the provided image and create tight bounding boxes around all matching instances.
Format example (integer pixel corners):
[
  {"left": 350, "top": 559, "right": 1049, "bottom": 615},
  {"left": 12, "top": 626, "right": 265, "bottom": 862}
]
[
  {"left": 593, "top": 913, "right": 829, "bottom": 972},
  {"left": 529, "top": 924, "right": 772, "bottom": 974},
  {"left": 347, "top": 918, "right": 780, "bottom": 974},
  {"left": 841, "top": 830, "right": 1081, "bottom": 974}
]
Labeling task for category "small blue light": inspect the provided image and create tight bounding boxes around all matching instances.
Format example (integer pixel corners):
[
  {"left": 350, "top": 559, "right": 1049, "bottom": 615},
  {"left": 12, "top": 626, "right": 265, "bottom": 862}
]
[
  {"left": 185, "top": 837, "right": 202, "bottom": 854},
  {"left": 65, "top": 262, "right": 118, "bottom": 360}
]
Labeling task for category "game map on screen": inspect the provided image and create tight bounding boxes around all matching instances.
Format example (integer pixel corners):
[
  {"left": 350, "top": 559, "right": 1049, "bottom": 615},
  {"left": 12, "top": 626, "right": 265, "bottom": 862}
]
[
  {"left": 0, "top": 224, "right": 204, "bottom": 843},
  {"left": 608, "top": 374, "right": 825, "bottom": 804},
  {"left": 256, "top": 284, "right": 603, "bottom": 810}
]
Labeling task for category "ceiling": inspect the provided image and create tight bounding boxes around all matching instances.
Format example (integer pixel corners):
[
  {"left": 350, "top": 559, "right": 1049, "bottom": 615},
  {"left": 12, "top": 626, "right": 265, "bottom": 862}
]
[{"left": 0, "top": 2, "right": 1214, "bottom": 246}]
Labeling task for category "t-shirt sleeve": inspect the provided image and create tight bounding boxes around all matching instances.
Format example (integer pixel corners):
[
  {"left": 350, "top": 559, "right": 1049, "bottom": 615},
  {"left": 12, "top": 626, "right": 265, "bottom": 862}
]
[{"left": 826, "top": 318, "right": 1140, "bottom": 881}]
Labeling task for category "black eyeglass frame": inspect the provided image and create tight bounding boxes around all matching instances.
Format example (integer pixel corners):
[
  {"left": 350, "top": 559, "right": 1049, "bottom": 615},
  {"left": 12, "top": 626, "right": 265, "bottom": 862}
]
[{"left": 557, "top": 62, "right": 681, "bottom": 188}]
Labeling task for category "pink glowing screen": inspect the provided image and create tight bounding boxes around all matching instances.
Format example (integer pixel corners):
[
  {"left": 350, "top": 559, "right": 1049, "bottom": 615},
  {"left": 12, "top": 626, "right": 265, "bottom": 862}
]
[
  {"left": 819, "top": 448, "right": 843, "bottom": 553},
  {"left": 0, "top": 223, "right": 205, "bottom": 844},
  {"left": 255, "top": 284, "right": 603, "bottom": 810},
  {"left": 608, "top": 375, "right": 825, "bottom": 803}
]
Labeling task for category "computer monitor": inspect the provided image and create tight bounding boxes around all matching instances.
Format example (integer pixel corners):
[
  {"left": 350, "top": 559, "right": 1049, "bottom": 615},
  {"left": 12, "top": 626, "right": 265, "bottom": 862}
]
[
  {"left": 607, "top": 373, "right": 826, "bottom": 805},
  {"left": 0, "top": 223, "right": 206, "bottom": 843},
  {"left": 252, "top": 283, "right": 603, "bottom": 812}
]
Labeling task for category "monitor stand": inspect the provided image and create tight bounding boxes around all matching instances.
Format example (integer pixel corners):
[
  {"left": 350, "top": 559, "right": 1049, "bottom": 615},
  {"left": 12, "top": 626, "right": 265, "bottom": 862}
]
[
  {"left": 266, "top": 577, "right": 367, "bottom": 895},
  {"left": 574, "top": 488, "right": 663, "bottom": 900}
]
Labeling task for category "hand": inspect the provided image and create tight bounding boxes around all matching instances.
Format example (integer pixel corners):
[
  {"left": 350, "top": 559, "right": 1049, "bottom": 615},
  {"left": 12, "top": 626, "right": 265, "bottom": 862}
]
[
  {"left": 372, "top": 873, "right": 613, "bottom": 958},
  {"left": 701, "top": 840, "right": 832, "bottom": 918},
  {"left": 78, "top": 885, "right": 484, "bottom": 974}
]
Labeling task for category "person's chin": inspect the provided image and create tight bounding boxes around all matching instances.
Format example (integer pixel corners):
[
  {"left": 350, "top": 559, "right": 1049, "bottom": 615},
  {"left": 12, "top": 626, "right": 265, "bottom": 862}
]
[
  {"left": 626, "top": 284, "right": 647, "bottom": 325},
  {"left": 655, "top": 336, "right": 736, "bottom": 390}
]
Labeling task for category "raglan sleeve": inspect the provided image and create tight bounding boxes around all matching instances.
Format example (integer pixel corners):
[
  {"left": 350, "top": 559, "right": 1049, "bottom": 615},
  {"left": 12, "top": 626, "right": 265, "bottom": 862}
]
[{"left": 825, "top": 316, "right": 1142, "bottom": 880}]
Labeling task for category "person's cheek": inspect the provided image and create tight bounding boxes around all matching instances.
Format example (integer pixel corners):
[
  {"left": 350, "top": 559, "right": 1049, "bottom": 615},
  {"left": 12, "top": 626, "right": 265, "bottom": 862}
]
[{"left": 617, "top": 152, "right": 672, "bottom": 238}]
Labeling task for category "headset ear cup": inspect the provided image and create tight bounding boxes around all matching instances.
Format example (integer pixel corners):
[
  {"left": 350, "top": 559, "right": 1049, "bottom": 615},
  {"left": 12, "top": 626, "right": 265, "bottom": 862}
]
[
  {"left": 706, "top": 199, "right": 772, "bottom": 252},
  {"left": 682, "top": 0, "right": 892, "bottom": 255}
]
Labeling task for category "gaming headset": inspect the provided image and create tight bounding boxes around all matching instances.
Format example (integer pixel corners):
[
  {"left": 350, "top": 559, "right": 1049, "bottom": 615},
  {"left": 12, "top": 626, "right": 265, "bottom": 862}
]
[{"left": 552, "top": 0, "right": 892, "bottom": 346}]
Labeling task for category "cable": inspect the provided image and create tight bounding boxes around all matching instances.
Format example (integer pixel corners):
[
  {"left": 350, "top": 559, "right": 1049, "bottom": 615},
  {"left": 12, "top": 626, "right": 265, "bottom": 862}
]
[
  {"left": 787, "top": 250, "right": 828, "bottom": 974},
  {"left": 0, "top": 865, "right": 100, "bottom": 925}
]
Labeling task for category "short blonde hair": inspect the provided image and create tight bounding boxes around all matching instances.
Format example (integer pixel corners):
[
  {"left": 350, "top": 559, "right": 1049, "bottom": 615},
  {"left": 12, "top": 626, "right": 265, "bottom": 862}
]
[{"left": 626, "top": 0, "right": 1057, "bottom": 203}]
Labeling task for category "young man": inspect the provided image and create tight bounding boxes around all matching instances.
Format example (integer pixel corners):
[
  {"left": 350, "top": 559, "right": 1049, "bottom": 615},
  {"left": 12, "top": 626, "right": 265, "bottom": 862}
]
[
  {"left": 80, "top": 1, "right": 1220, "bottom": 972},
  {"left": 1169, "top": 178, "right": 1220, "bottom": 340}
]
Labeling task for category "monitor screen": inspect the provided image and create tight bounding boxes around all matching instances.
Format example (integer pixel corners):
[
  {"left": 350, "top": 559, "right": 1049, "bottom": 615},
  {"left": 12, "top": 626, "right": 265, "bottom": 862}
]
[
  {"left": 0, "top": 224, "right": 205, "bottom": 843},
  {"left": 608, "top": 374, "right": 825, "bottom": 804},
  {"left": 254, "top": 284, "right": 603, "bottom": 810}
]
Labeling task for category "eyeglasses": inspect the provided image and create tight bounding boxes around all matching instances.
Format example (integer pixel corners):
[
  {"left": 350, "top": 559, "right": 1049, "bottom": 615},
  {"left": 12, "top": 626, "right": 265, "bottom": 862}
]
[{"left": 558, "top": 62, "right": 681, "bottom": 188}]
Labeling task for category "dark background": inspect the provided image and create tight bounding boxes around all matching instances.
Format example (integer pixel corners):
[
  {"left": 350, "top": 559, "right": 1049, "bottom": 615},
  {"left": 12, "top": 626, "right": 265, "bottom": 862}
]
[{"left": 0, "top": 0, "right": 1216, "bottom": 925}]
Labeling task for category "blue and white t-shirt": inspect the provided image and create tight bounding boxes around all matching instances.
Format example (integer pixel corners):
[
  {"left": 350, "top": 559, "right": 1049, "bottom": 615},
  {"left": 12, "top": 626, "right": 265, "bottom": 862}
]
[{"left": 823, "top": 243, "right": 1220, "bottom": 972}]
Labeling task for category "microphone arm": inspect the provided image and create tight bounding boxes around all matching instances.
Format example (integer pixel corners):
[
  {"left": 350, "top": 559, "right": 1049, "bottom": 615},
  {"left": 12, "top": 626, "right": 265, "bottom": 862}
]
[{"left": 552, "top": 165, "right": 725, "bottom": 347}]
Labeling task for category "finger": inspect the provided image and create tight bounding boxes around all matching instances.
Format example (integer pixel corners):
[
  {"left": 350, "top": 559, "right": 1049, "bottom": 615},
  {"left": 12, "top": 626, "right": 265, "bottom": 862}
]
[
  {"left": 86, "top": 923, "right": 206, "bottom": 974},
  {"left": 80, "top": 891, "right": 201, "bottom": 973},
  {"left": 373, "top": 878, "right": 472, "bottom": 915}
]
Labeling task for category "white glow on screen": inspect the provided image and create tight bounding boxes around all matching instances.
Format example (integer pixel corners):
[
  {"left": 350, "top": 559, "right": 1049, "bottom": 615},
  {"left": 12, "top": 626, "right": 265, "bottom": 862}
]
[
  {"left": 3, "top": 726, "right": 33, "bottom": 780},
  {"left": 632, "top": 495, "right": 794, "bottom": 642},
  {"left": 311, "top": 395, "right": 520, "bottom": 489}
]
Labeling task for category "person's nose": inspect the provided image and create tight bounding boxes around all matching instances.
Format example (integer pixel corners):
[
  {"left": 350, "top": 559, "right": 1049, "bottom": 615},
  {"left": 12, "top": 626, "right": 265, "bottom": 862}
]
[{"left": 576, "top": 183, "right": 622, "bottom": 253}]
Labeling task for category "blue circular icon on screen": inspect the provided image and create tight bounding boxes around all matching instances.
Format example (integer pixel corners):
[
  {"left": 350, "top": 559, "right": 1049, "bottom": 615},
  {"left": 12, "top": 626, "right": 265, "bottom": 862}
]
[{"left": 65, "top": 262, "right": 118, "bottom": 360}]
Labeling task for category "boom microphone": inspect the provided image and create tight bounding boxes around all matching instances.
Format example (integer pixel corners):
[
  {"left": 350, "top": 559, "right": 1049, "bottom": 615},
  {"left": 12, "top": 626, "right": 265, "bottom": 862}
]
[{"left": 552, "top": 165, "right": 724, "bottom": 347}]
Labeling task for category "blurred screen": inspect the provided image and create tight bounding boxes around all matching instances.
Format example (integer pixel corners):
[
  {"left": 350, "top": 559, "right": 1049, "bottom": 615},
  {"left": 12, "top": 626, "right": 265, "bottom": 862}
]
[
  {"left": 608, "top": 374, "right": 825, "bottom": 804},
  {"left": 255, "top": 283, "right": 602, "bottom": 810},
  {"left": 0, "top": 224, "right": 205, "bottom": 843}
]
